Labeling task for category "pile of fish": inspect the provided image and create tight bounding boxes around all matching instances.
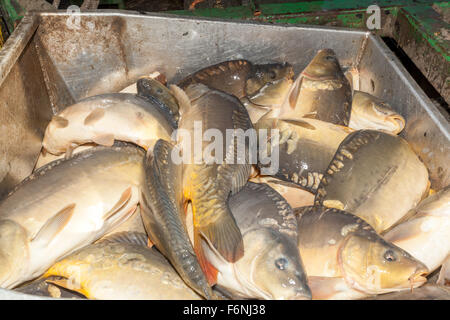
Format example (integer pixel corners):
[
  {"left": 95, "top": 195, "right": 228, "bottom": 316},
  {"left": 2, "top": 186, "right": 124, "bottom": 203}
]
[{"left": 0, "top": 49, "right": 448, "bottom": 300}]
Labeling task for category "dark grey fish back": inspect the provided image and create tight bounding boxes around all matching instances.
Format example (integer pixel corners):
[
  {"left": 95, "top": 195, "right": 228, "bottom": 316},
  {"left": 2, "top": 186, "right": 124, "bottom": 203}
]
[
  {"left": 296, "top": 205, "right": 382, "bottom": 246},
  {"left": 229, "top": 182, "right": 297, "bottom": 237},
  {"left": 136, "top": 79, "right": 179, "bottom": 128},
  {"left": 315, "top": 130, "right": 399, "bottom": 205},
  {"left": 140, "top": 139, "right": 213, "bottom": 299}
]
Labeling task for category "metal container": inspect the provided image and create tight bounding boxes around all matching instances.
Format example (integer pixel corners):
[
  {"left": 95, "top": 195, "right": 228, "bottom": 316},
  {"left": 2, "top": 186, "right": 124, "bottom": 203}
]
[{"left": 0, "top": 10, "right": 448, "bottom": 299}]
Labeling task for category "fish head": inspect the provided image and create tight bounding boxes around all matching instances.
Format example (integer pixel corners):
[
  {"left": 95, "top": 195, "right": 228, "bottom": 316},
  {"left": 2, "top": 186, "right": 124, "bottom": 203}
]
[
  {"left": 350, "top": 92, "right": 405, "bottom": 134},
  {"left": 137, "top": 77, "right": 180, "bottom": 122},
  {"left": 42, "top": 115, "right": 72, "bottom": 155},
  {"left": 0, "top": 220, "right": 29, "bottom": 289},
  {"left": 245, "top": 62, "right": 294, "bottom": 106},
  {"left": 244, "top": 228, "right": 311, "bottom": 300},
  {"left": 339, "top": 233, "right": 428, "bottom": 294},
  {"left": 301, "top": 49, "right": 342, "bottom": 81}
]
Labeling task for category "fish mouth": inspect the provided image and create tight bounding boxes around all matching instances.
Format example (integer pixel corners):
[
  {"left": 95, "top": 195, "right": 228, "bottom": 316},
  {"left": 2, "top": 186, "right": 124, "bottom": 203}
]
[
  {"left": 387, "top": 115, "right": 405, "bottom": 134},
  {"left": 408, "top": 271, "right": 428, "bottom": 287}
]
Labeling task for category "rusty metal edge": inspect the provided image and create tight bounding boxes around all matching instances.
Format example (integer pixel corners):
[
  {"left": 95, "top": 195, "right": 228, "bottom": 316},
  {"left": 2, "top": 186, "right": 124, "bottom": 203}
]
[{"left": 0, "top": 12, "right": 38, "bottom": 87}]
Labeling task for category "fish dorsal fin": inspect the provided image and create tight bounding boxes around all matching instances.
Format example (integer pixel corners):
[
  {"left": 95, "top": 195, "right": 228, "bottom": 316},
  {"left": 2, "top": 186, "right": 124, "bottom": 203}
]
[
  {"left": 92, "top": 134, "right": 115, "bottom": 147},
  {"left": 169, "top": 84, "right": 191, "bottom": 115},
  {"left": 84, "top": 108, "right": 106, "bottom": 126},
  {"left": 103, "top": 187, "right": 133, "bottom": 221},
  {"left": 52, "top": 115, "right": 69, "bottom": 128},
  {"left": 98, "top": 231, "right": 149, "bottom": 247},
  {"left": 32, "top": 204, "right": 76, "bottom": 246}
]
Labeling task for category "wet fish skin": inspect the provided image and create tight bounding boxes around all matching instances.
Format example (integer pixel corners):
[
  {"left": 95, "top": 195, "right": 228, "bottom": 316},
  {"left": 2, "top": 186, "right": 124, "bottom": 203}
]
[
  {"left": 383, "top": 185, "right": 450, "bottom": 273},
  {"left": 103, "top": 205, "right": 147, "bottom": 237},
  {"left": 177, "top": 60, "right": 294, "bottom": 111},
  {"left": 136, "top": 77, "right": 180, "bottom": 127},
  {"left": 0, "top": 143, "right": 144, "bottom": 289},
  {"left": 140, "top": 139, "right": 214, "bottom": 299},
  {"left": 177, "top": 60, "right": 253, "bottom": 99},
  {"left": 245, "top": 62, "right": 294, "bottom": 104},
  {"left": 249, "top": 176, "right": 315, "bottom": 208},
  {"left": 34, "top": 144, "right": 94, "bottom": 170},
  {"left": 276, "top": 49, "right": 352, "bottom": 126},
  {"left": 315, "top": 129, "right": 429, "bottom": 233},
  {"left": 42, "top": 93, "right": 175, "bottom": 156},
  {"left": 43, "top": 232, "right": 202, "bottom": 300},
  {"left": 349, "top": 91, "right": 405, "bottom": 134},
  {"left": 296, "top": 206, "right": 428, "bottom": 298},
  {"left": 179, "top": 84, "right": 254, "bottom": 267},
  {"left": 201, "top": 182, "right": 311, "bottom": 300},
  {"left": 256, "top": 116, "right": 352, "bottom": 193}
]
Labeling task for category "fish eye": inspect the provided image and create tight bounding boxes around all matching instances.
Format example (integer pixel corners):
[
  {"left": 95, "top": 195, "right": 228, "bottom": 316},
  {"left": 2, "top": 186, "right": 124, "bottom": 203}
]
[
  {"left": 325, "top": 55, "right": 335, "bottom": 61},
  {"left": 268, "top": 71, "right": 277, "bottom": 80},
  {"left": 384, "top": 249, "right": 397, "bottom": 262},
  {"left": 156, "top": 88, "right": 163, "bottom": 94},
  {"left": 275, "top": 257, "right": 288, "bottom": 270}
]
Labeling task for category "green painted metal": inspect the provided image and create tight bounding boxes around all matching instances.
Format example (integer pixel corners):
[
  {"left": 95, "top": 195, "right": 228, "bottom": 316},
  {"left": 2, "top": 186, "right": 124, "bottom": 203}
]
[
  {"left": 401, "top": 4, "right": 449, "bottom": 61},
  {"left": 171, "top": 1, "right": 440, "bottom": 18},
  {"left": 0, "top": 0, "right": 24, "bottom": 34}
]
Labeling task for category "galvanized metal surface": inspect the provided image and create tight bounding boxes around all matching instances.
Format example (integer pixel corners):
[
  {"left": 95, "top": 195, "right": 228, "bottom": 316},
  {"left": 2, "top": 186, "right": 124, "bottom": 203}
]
[
  {"left": 171, "top": 1, "right": 449, "bottom": 104},
  {"left": 0, "top": 13, "right": 52, "bottom": 199},
  {"left": 0, "top": 10, "right": 448, "bottom": 298}
]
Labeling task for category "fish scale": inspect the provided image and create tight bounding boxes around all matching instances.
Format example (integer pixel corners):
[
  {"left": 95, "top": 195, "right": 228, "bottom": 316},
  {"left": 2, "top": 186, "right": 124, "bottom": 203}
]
[
  {"left": 315, "top": 130, "right": 429, "bottom": 233},
  {"left": 295, "top": 205, "right": 428, "bottom": 299},
  {"left": 43, "top": 235, "right": 202, "bottom": 300},
  {"left": 178, "top": 84, "right": 253, "bottom": 266},
  {"left": 0, "top": 143, "right": 144, "bottom": 289},
  {"left": 204, "top": 182, "right": 310, "bottom": 300},
  {"left": 256, "top": 117, "right": 350, "bottom": 193}
]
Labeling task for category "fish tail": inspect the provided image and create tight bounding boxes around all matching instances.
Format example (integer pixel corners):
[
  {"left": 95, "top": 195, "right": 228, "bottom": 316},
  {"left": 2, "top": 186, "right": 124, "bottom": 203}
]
[{"left": 195, "top": 205, "right": 244, "bottom": 263}]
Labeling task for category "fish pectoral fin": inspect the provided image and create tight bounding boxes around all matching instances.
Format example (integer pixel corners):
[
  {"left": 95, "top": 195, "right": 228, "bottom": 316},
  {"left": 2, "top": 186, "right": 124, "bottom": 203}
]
[
  {"left": 32, "top": 203, "right": 76, "bottom": 246},
  {"left": 64, "top": 145, "right": 75, "bottom": 160},
  {"left": 194, "top": 231, "right": 218, "bottom": 286},
  {"left": 45, "top": 278, "right": 89, "bottom": 299},
  {"left": 84, "top": 108, "right": 106, "bottom": 126},
  {"left": 288, "top": 76, "right": 302, "bottom": 110},
  {"left": 52, "top": 115, "right": 69, "bottom": 128},
  {"left": 197, "top": 210, "right": 244, "bottom": 263},
  {"left": 280, "top": 119, "right": 316, "bottom": 130},
  {"left": 103, "top": 187, "right": 133, "bottom": 221},
  {"left": 92, "top": 134, "right": 115, "bottom": 147}
]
